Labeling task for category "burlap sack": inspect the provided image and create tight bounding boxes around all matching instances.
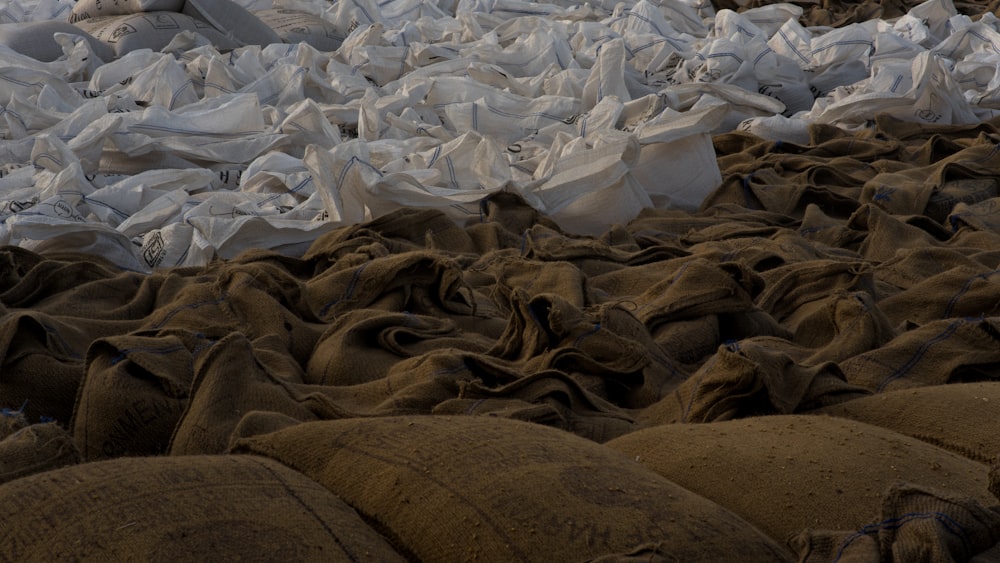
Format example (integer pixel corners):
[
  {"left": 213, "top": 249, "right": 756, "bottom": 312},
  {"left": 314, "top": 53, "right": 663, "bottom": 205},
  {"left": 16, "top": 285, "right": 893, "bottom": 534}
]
[
  {"left": 877, "top": 263, "right": 1000, "bottom": 327},
  {"left": 0, "top": 454, "right": 405, "bottom": 561},
  {"left": 790, "top": 483, "right": 1000, "bottom": 562},
  {"left": 606, "top": 415, "right": 994, "bottom": 544},
  {"left": 71, "top": 331, "right": 205, "bottom": 459},
  {"left": 488, "top": 290, "right": 682, "bottom": 409},
  {"left": 208, "top": 258, "right": 323, "bottom": 366},
  {"left": 232, "top": 415, "right": 795, "bottom": 562},
  {"left": 0, "top": 312, "right": 90, "bottom": 424},
  {"left": 303, "top": 250, "right": 475, "bottom": 322},
  {"left": 790, "top": 290, "right": 898, "bottom": 364},
  {"left": 169, "top": 333, "right": 321, "bottom": 455},
  {"left": 839, "top": 316, "right": 1000, "bottom": 392},
  {"left": 0, "top": 420, "right": 79, "bottom": 484},
  {"left": 637, "top": 338, "right": 868, "bottom": 426},
  {"left": 305, "top": 309, "right": 481, "bottom": 386},
  {"left": 756, "top": 259, "right": 875, "bottom": 325},
  {"left": 811, "top": 382, "right": 1000, "bottom": 463}
]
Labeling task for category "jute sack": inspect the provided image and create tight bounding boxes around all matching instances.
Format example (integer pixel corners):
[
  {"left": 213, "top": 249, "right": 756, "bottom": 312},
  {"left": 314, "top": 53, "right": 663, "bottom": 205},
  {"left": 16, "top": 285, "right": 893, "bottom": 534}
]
[
  {"left": 232, "top": 415, "right": 795, "bottom": 562},
  {"left": 0, "top": 419, "right": 80, "bottom": 484},
  {"left": 71, "top": 332, "right": 206, "bottom": 460},
  {"left": 877, "top": 264, "right": 1000, "bottom": 327},
  {"left": 305, "top": 309, "right": 490, "bottom": 387},
  {"left": 605, "top": 415, "right": 994, "bottom": 545},
  {"left": 791, "top": 482, "right": 1000, "bottom": 562},
  {"left": 169, "top": 333, "right": 320, "bottom": 455},
  {"left": 637, "top": 338, "right": 868, "bottom": 426},
  {"left": 811, "top": 382, "right": 1000, "bottom": 463},
  {"left": 839, "top": 316, "right": 1000, "bottom": 392},
  {"left": 0, "top": 312, "right": 90, "bottom": 424},
  {"left": 0, "top": 454, "right": 405, "bottom": 561}
]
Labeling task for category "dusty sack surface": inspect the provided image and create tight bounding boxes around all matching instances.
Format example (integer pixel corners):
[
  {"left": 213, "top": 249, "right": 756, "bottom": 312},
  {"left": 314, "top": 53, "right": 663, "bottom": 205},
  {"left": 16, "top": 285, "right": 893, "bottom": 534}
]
[
  {"left": 231, "top": 414, "right": 794, "bottom": 562},
  {"left": 605, "top": 415, "right": 995, "bottom": 544},
  {"left": 0, "top": 454, "right": 405, "bottom": 561}
]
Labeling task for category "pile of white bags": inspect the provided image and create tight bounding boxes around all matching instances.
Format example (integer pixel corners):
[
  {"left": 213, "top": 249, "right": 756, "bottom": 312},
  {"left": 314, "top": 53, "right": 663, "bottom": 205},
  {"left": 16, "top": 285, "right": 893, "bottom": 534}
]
[{"left": 0, "top": 0, "right": 993, "bottom": 269}]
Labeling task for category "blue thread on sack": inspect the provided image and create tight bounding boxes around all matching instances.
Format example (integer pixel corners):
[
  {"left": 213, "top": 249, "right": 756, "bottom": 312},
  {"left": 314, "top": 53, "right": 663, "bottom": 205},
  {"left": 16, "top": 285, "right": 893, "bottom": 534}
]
[{"left": 833, "top": 511, "right": 971, "bottom": 562}]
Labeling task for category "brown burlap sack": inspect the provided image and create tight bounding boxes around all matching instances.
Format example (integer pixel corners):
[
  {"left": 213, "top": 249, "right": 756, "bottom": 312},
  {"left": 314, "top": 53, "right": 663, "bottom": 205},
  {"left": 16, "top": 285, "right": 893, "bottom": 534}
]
[
  {"left": 877, "top": 264, "right": 1000, "bottom": 326},
  {"left": 473, "top": 253, "right": 592, "bottom": 311},
  {"left": 0, "top": 454, "right": 405, "bottom": 561},
  {"left": 638, "top": 338, "right": 868, "bottom": 426},
  {"left": 0, "top": 312, "right": 91, "bottom": 424},
  {"left": 792, "top": 290, "right": 898, "bottom": 364},
  {"left": 629, "top": 258, "right": 763, "bottom": 331},
  {"left": 790, "top": 483, "right": 1000, "bottom": 563},
  {"left": 811, "top": 382, "right": 1000, "bottom": 463},
  {"left": 232, "top": 415, "right": 795, "bottom": 562},
  {"left": 839, "top": 316, "right": 1000, "bottom": 392},
  {"left": 305, "top": 309, "right": 491, "bottom": 387},
  {"left": 756, "top": 259, "right": 875, "bottom": 324},
  {"left": 2, "top": 410, "right": 79, "bottom": 482},
  {"left": 169, "top": 333, "right": 320, "bottom": 455},
  {"left": 71, "top": 331, "right": 207, "bottom": 459},
  {"left": 303, "top": 250, "right": 475, "bottom": 322},
  {"left": 874, "top": 246, "right": 990, "bottom": 292},
  {"left": 0, "top": 419, "right": 79, "bottom": 484},
  {"left": 606, "top": 415, "right": 994, "bottom": 545},
  {"left": 850, "top": 204, "right": 948, "bottom": 262},
  {"left": 488, "top": 290, "right": 682, "bottom": 409},
  {"left": 208, "top": 259, "right": 324, "bottom": 366}
]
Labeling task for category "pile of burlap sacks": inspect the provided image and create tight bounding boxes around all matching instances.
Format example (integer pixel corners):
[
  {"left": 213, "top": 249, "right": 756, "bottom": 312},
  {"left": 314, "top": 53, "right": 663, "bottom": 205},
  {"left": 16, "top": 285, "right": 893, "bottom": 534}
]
[
  {"left": 0, "top": 0, "right": 998, "bottom": 560},
  {"left": 2, "top": 126, "right": 1000, "bottom": 558}
]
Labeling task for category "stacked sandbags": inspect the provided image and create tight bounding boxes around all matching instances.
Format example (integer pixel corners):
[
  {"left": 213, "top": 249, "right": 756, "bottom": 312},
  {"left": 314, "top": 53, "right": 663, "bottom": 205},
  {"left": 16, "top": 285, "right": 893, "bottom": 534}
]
[
  {"left": 232, "top": 414, "right": 796, "bottom": 561},
  {"left": 69, "top": 0, "right": 280, "bottom": 58},
  {"left": 252, "top": 8, "right": 344, "bottom": 52},
  {"left": 605, "top": 414, "right": 998, "bottom": 554},
  {"left": 0, "top": 454, "right": 406, "bottom": 561}
]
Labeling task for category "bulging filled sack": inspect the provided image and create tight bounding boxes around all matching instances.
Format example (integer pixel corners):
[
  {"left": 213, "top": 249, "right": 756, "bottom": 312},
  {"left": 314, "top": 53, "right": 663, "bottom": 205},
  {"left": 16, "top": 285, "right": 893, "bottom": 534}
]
[
  {"left": 606, "top": 415, "right": 994, "bottom": 544},
  {"left": 811, "top": 382, "right": 1000, "bottom": 464},
  {"left": 73, "top": 12, "right": 241, "bottom": 57},
  {"left": 0, "top": 21, "right": 115, "bottom": 62},
  {"left": 69, "top": 0, "right": 186, "bottom": 22},
  {"left": 232, "top": 414, "right": 794, "bottom": 562},
  {"left": 0, "top": 454, "right": 406, "bottom": 561},
  {"left": 253, "top": 8, "right": 344, "bottom": 51}
]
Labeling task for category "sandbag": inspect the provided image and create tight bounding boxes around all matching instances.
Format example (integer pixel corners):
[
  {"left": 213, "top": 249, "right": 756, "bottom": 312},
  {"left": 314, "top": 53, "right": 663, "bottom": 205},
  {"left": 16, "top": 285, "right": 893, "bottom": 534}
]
[
  {"left": 0, "top": 454, "right": 406, "bottom": 561},
  {"left": 606, "top": 415, "right": 994, "bottom": 545},
  {"left": 254, "top": 9, "right": 344, "bottom": 51},
  {"left": 0, "top": 21, "right": 114, "bottom": 62},
  {"left": 232, "top": 415, "right": 795, "bottom": 562},
  {"left": 182, "top": 0, "right": 282, "bottom": 47},
  {"left": 69, "top": 0, "right": 185, "bottom": 22},
  {"left": 73, "top": 12, "right": 240, "bottom": 57},
  {"left": 811, "top": 382, "right": 1000, "bottom": 463}
]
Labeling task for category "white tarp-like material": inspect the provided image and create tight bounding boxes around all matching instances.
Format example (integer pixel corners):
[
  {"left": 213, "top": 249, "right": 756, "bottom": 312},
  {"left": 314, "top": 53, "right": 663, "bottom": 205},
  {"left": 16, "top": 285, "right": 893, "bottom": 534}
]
[{"left": 0, "top": 0, "right": 993, "bottom": 270}]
